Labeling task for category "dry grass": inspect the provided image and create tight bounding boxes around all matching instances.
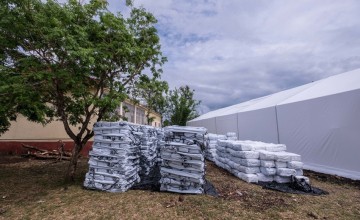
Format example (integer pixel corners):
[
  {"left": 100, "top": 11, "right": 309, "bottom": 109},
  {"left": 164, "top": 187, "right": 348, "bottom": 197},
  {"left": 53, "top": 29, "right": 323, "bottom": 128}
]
[{"left": 0, "top": 156, "right": 359, "bottom": 220}]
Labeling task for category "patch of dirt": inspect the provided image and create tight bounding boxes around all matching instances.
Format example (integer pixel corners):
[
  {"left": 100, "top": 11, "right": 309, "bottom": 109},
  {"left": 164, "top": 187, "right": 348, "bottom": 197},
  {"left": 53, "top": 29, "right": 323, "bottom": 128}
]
[
  {"left": 0, "top": 207, "right": 6, "bottom": 215},
  {"left": 241, "top": 192, "right": 290, "bottom": 211},
  {"left": 217, "top": 184, "right": 290, "bottom": 211},
  {"left": 216, "top": 181, "right": 248, "bottom": 200},
  {"left": 305, "top": 170, "right": 360, "bottom": 189},
  {"left": 0, "top": 156, "right": 29, "bottom": 164}
]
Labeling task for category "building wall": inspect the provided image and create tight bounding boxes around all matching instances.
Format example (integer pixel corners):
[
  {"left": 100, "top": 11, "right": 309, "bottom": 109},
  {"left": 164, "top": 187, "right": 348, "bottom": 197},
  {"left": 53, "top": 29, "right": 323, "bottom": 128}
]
[
  {"left": 0, "top": 100, "right": 162, "bottom": 155},
  {"left": 120, "top": 101, "right": 162, "bottom": 127}
]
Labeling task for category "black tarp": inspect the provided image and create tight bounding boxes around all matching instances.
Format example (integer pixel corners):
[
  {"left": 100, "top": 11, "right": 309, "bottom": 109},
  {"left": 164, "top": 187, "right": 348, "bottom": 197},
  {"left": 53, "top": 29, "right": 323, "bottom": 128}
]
[
  {"left": 258, "top": 176, "right": 328, "bottom": 195},
  {"left": 132, "top": 164, "right": 218, "bottom": 196}
]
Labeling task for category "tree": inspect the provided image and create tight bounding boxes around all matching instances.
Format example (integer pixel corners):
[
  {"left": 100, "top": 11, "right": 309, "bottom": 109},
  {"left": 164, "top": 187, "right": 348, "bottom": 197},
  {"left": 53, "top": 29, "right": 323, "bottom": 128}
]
[
  {"left": 133, "top": 75, "right": 168, "bottom": 125},
  {"left": 0, "top": 0, "right": 166, "bottom": 182},
  {"left": 166, "top": 85, "right": 200, "bottom": 126}
]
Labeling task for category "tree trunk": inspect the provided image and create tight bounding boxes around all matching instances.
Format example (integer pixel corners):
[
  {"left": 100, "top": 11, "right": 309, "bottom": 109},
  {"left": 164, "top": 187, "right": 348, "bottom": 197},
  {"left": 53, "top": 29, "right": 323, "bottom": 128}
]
[
  {"left": 146, "top": 109, "right": 151, "bottom": 125},
  {"left": 65, "top": 142, "right": 83, "bottom": 183}
]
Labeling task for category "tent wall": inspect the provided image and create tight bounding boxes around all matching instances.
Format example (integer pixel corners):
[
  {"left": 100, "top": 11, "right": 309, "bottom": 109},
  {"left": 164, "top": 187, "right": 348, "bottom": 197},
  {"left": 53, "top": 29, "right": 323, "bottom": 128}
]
[
  {"left": 277, "top": 90, "right": 360, "bottom": 179},
  {"left": 187, "top": 118, "right": 217, "bottom": 134},
  {"left": 187, "top": 69, "right": 360, "bottom": 179},
  {"left": 237, "top": 107, "right": 279, "bottom": 144},
  {"left": 215, "top": 114, "right": 238, "bottom": 137}
]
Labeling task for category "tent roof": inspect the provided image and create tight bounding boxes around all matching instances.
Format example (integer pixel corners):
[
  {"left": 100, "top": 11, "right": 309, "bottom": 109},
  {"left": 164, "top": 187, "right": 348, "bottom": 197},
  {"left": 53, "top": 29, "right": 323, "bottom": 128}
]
[{"left": 190, "top": 68, "right": 360, "bottom": 122}]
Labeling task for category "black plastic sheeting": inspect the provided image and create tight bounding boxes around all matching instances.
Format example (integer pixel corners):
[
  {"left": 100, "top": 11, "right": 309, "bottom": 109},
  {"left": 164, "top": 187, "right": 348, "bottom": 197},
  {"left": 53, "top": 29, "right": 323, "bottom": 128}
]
[
  {"left": 132, "top": 165, "right": 161, "bottom": 191},
  {"left": 131, "top": 164, "right": 327, "bottom": 196},
  {"left": 132, "top": 161, "right": 327, "bottom": 196},
  {"left": 131, "top": 164, "right": 219, "bottom": 196},
  {"left": 129, "top": 167, "right": 329, "bottom": 196},
  {"left": 203, "top": 180, "right": 219, "bottom": 197},
  {"left": 258, "top": 176, "right": 328, "bottom": 195}
]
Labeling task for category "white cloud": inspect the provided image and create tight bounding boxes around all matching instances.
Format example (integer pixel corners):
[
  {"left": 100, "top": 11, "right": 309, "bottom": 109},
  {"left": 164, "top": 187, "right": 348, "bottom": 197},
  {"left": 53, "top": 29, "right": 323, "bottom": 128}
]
[{"left": 106, "top": 0, "right": 360, "bottom": 113}]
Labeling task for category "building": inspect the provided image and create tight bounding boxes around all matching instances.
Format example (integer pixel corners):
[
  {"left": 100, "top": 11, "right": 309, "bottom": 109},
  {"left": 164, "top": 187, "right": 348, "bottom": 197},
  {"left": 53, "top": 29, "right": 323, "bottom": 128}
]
[
  {"left": 0, "top": 100, "right": 162, "bottom": 155},
  {"left": 120, "top": 101, "right": 162, "bottom": 127}
]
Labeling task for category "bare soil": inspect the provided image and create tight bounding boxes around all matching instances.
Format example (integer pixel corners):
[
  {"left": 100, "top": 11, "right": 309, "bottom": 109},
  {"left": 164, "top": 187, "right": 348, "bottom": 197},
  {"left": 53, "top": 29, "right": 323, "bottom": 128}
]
[{"left": 0, "top": 156, "right": 359, "bottom": 220}]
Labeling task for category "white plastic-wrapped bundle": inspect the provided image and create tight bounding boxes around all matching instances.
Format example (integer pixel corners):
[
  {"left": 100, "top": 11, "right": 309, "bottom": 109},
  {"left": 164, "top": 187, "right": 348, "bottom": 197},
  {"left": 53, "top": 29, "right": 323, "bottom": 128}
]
[
  {"left": 260, "top": 167, "right": 276, "bottom": 176},
  {"left": 234, "top": 164, "right": 260, "bottom": 174},
  {"left": 160, "top": 126, "right": 207, "bottom": 194},
  {"left": 226, "top": 132, "right": 237, "bottom": 140},
  {"left": 261, "top": 160, "right": 275, "bottom": 168},
  {"left": 287, "top": 161, "right": 304, "bottom": 169},
  {"left": 214, "top": 139, "right": 260, "bottom": 183},
  {"left": 156, "top": 128, "right": 166, "bottom": 163},
  {"left": 277, "top": 168, "right": 296, "bottom": 177},
  {"left": 232, "top": 150, "right": 260, "bottom": 159},
  {"left": 257, "top": 173, "right": 274, "bottom": 182},
  {"left": 274, "top": 152, "right": 301, "bottom": 162},
  {"left": 259, "top": 149, "right": 302, "bottom": 183},
  {"left": 274, "top": 175, "right": 291, "bottom": 183},
  {"left": 84, "top": 122, "right": 141, "bottom": 192},
  {"left": 205, "top": 133, "right": 226, "bottom": 162},
  {"left": 275, "top": 161, "right": 288, "bottom": 168},
  {"left": 213, "top": 139, "right": 309, "bottom": 184},
  {"left": 265, "top": 143, "right": 287, "bottom": 152},
  {"left": 136, "top": 125, "right": 159, "bottom": 177},
  {"left": 229, "top": 141, "right": 254, "bottom": 151},
  {"left": 214, "top": 139, "right": 230, "bottom": 169},
  {"left": 258, "top": 150, "right": 277, "bottom": 160}
]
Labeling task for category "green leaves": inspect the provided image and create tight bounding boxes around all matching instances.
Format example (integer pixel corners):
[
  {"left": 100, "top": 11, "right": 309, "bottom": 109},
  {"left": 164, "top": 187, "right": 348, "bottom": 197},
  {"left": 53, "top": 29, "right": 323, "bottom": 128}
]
[
  {"left": 132, "top": 74, "right": 168, "bottom": 125},
  {"left": 167, "top": 86, "right": 200, "bottom": 126},
  {"left": 0, "top": 0, "right": 166, "bottom": 138}
]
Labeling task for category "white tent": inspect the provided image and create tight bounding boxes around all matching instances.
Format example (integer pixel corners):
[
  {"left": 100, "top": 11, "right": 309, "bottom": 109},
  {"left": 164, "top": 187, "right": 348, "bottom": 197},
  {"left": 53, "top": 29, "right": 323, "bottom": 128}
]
[{"left": 188, "top": 69, "right": 360, "bottom": 180}]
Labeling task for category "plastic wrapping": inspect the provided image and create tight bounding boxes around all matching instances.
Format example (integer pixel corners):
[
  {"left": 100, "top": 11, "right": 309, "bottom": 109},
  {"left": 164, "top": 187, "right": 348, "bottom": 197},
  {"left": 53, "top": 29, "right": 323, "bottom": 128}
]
[
  {"left": 204, "top": 133, "right": 226, "bottom": 161},
  {"left": 277, "top": 168, "right": 297, "bottom": 177},
  {"left": 210, "top": 136, "right": 310, "bottom": 186},
  {"left": 261, "top": 160, "right": 275, "bottom": 168},
  {"left": 159, "top": 126, "right": 207, "bottom": 194},
  {"left": 84, "top": 121, "right": 142, "bottom": 192},
  {"left": 288, "top": 161, "right": 304, "bottom": 169}
]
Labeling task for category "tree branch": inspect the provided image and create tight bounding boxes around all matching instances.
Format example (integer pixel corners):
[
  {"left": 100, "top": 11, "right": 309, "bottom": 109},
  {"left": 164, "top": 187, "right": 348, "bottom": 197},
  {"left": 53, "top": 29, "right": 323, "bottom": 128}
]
[
  {"left": 121, "top": 63, "right": 145, "bottom": 87},
  {"left": 54, "top": 78, "right": 77, "bottom": 141}
]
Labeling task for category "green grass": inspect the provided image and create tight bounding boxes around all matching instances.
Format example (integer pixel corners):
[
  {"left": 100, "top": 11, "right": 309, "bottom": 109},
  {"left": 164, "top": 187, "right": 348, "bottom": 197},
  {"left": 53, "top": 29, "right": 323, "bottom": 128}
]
[{"left": 0, "top": 156, "right": 359, "bottom": 220}]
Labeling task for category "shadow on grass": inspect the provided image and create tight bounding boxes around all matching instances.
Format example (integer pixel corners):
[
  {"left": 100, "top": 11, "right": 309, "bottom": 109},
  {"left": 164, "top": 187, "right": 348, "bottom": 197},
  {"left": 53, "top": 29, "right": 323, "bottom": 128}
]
[{"left": 0, "top": 157, "right": 88, "bottom": 206}]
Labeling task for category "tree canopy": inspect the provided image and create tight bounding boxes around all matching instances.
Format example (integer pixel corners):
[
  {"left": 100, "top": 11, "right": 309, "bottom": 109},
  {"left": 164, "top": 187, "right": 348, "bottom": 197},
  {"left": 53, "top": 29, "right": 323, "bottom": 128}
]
[
  {"left": 0, "top": 0, "right": 166, "bottom": 181},
  {"left": 166, "top": 85, "right": 200, "bottom": 126},
  {"left": 132, "top": 75, "right": 168, "bottom": 125}
]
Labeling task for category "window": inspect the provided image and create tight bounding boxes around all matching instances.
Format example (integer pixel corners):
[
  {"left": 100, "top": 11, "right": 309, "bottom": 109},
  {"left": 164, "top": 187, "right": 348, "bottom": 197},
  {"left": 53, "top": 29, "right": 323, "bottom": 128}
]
[
  {"left": 123, "top": 103, "right": 135, "bottom": 123},
  {"left": 136, "top": 108, "right": 145, "bottom": 124}
]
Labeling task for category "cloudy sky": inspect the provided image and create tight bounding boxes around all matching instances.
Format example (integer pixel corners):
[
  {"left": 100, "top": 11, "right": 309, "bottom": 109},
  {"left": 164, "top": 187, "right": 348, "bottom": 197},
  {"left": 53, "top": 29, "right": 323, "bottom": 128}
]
[{"left": 110, "top": 0, "right": 360, "bottom": 114}]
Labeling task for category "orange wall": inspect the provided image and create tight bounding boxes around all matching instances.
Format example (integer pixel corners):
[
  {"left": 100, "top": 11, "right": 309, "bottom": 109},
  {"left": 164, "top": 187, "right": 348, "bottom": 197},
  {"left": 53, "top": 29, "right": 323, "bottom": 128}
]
[
  {"left": 0, "top": 115, "right": 95, "bottom": 155},
  {"left": 0, "top": 101, "right": 162, "bottom": 155}
]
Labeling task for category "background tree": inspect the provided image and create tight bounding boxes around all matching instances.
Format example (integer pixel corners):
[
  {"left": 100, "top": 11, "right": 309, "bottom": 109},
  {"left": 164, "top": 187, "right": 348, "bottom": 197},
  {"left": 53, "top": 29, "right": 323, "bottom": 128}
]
[
  {"left": 133, "top": 75, "right": 168, "bottom": 125},
  {"left": 0, "top": 0, "right": 166, "bottom": 182},
  {"left": 166, "top": 85, "right": 200, "bottom": 126}
]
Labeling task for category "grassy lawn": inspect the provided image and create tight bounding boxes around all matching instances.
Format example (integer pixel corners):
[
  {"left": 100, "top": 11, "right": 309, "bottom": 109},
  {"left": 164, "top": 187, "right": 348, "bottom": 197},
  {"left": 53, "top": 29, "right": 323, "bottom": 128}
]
[{"left": 0, "top": 156, "right": 359, "bottom": 220}]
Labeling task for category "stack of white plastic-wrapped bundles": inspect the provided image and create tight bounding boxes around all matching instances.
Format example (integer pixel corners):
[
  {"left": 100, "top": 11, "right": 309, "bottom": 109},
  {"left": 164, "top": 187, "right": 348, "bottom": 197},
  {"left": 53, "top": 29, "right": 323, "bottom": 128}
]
[
  {"left": 214, "top": 139, "right": 309, "bottom": 184},
  {"left": 137, "top": 125, "right": 158, "bottom": 177},
  {"left": 214, "top": 139, "right": 233, "bottom": 171},
  {"left": 159, "top": 126, "right": 207, "bottom": 194},
  {"left": 205, "top": 133, "right": 226, "bottom": 162},
  {"left": 84, "top": 121, "right": 141, "bottom": 192},
  {"left": 155, "top": 128, "right": 165, "bottom": 164}
]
